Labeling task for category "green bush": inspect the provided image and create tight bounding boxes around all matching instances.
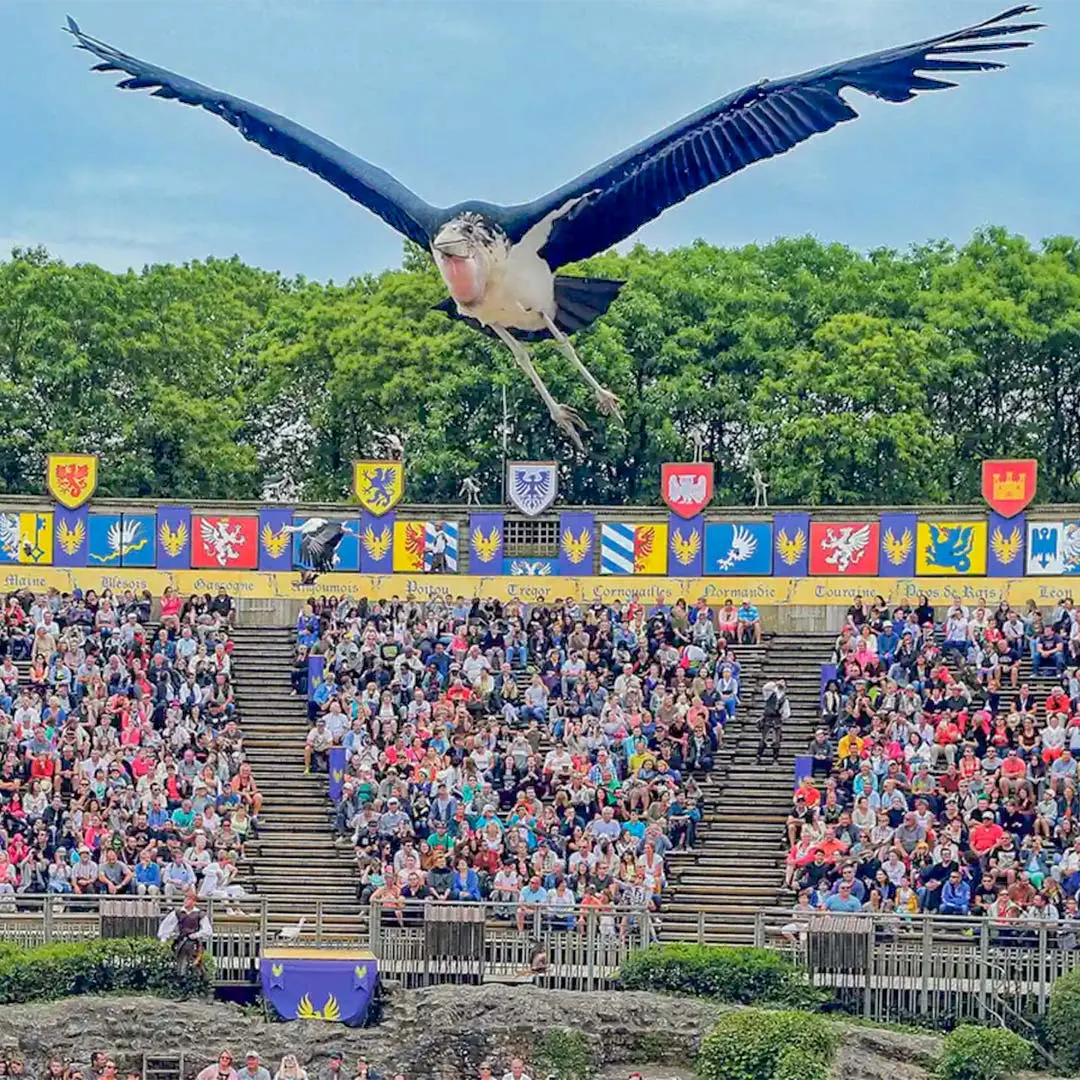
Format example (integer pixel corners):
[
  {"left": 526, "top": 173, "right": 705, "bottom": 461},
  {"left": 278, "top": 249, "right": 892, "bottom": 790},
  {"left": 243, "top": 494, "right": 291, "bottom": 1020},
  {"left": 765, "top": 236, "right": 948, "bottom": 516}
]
[
  {"left": 1047, "top": 968, "right": 1080, "bottom": 1070},
  {"left": 535, "top": 1029, "right": 593, "bottom": 1080},
  {"left": 619, "top": 944, "right": 824, "bottom": 1007},
  {"left": 772, "top": 1045, "right": 829, "bottom": 1080},
  {"left": 0, "top": 937, "right": 211, "bottom": 1004},
  {"left": 934, "top": 1025, "right": 1033, "bottom": 1080},
  {"left": 696, "top": 1009, "right": 838, "bottom": 1080}
]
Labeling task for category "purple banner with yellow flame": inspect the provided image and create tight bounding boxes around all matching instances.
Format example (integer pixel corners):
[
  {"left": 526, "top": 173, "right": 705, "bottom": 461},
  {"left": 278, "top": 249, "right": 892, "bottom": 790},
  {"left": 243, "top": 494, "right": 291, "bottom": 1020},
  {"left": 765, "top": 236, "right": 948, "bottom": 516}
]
[{"left": 260, "top": 948, "right": 377, "bottom": 1024}]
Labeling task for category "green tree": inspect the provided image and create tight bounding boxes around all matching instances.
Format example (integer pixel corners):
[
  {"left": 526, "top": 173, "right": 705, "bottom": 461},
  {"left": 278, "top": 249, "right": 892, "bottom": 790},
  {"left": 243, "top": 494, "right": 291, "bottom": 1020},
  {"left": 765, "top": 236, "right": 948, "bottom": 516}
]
[{"left": 4, "top": 228, "right": 1080, "bottom": 506}]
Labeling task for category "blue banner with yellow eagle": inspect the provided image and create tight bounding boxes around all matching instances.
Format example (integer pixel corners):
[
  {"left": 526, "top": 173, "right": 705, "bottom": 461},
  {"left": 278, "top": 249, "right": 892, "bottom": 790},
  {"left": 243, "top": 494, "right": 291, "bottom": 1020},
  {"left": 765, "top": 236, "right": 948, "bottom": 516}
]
[
  {"left": 878, "top": 512, "right": 916, "bottom": 577},
  {"left": 258, "top": 508, "right": 294, "bottom": 572},
  {"left": 54, "top": 506, "right": 88, "bottom": 568},
  {"left": 558, "top": 512, "right": 595, "bottom": 576},
  {"left": 359, "top": 511, "right": 394, "bottom": 573},
  {"left": 667, "top": 514, "right": 703, "bottom": 576},
  {"left": 988, "top": 511, "right": 1025, "bottom": 577},
  {"left": 156, "top": 506, "right": 192, "bottom": 570},
  {"left": 260, "top": 948, "right": 377, "bottom": 1025},
  {"left": 328, "top": 746, "right": 347, "bottom": 802},
  {"left": 469, "top": 513, "right": 504, "bottom": 573},
  {"left": 772, "top": 512, "right": 809, "bottom": 576}
]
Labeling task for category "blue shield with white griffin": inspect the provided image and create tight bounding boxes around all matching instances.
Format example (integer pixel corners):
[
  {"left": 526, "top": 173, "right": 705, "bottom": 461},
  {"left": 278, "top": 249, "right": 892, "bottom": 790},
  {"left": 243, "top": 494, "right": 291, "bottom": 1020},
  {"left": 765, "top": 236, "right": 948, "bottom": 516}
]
[{"left": 507, "top": 462, "right": 558, "bottom": 516}]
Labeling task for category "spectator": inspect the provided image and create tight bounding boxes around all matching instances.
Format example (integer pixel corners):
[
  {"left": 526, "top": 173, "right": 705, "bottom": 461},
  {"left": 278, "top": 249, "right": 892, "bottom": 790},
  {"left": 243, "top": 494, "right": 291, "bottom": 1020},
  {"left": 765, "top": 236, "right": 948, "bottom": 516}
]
[
  {"left": 238, "top": 1055, "right": 271, "bottom": 1080},
  {"left": 940, "top": 870, "right": 971, "bottom": 916},
  {"left": 796, "top": 595, "right": 1080, "bottom": 930},
  {"left": 274, "top": 1059, "right": 308, "bottom": 1080},
  {"left": 737, "top": 601, "right": 761, "bottom": 645},
  {"left": 196, "top": 1053, "right": 238, "bottom": 1080},
  {"left": 296, "top": 593, "right": 740, "bottom": 931},
  {"left": 501, "top": 1062, "right": 532, "bottom": 1080}
]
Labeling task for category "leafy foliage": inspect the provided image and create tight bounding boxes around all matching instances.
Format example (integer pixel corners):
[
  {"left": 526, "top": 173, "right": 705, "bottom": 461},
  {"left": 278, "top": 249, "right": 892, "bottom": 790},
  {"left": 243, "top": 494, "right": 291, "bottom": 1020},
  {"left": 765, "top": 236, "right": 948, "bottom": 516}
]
[
  {"left": 618, "top": 943, "right": 825, "bottom": 1008},
  {"left": 771, "top": 1046, "right": 829, "bottom": 1080},
  {"left": 6, "top": 228, "right": 1080, "bottom": 504},
  {"left": 696, "top": 1010, "right": 838, "bottom": 1080},
  {"left": 535, "top": 1028, "right": 594, "bottom": 1080},
  {"left": 1046, "top": 968, "right": 1080, "bottom": 1070},
  {"left": 0, "top": 937, "right": 212, "bottom": 1003},
  {"left": 934, "top": 1025, "right": 1033, "bottom": 1080}
]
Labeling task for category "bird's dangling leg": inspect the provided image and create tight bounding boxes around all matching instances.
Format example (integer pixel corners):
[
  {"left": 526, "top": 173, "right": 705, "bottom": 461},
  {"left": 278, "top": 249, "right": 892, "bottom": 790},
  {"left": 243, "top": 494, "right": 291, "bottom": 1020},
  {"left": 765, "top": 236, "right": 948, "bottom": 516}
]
[
  {"left": 539, "top": 311, "right": 623, "bottom": 422},
  {"left": 492, "top": 324, "right": 587, "bottom": 452}
]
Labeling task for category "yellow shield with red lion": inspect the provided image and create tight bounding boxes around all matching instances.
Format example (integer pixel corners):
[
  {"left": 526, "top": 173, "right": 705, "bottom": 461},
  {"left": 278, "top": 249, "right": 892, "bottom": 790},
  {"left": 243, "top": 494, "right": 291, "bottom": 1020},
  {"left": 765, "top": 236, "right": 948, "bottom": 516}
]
[{"left": 47, "top": 454, "right": 99, "bottom": 510}]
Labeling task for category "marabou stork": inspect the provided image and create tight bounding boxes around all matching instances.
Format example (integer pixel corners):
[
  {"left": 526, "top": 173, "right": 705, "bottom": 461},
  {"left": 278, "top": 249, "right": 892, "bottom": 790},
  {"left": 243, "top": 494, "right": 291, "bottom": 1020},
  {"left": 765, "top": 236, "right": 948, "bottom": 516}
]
[
  {"left": 65, "top": 8, "right": 1042, "bottom": 449},
  {"left": 283, "top": 518, "right": 358, "bottom": 584}
]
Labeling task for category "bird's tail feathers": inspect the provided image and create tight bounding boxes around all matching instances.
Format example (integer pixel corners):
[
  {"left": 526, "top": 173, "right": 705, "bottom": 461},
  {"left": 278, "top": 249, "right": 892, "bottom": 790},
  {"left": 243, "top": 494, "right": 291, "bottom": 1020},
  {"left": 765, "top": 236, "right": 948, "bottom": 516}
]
[{"left": 552, "top": 276, "right": 624, "bottom": 334}]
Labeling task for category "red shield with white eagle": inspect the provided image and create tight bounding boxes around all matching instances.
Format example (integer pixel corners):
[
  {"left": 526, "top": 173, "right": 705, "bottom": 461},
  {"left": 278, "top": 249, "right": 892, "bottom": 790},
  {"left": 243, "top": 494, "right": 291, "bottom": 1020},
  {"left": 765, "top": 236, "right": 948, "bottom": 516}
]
[
  {"left": 661, "top": 463, "right": 714, "bottom": 519},
  {"left": 809, "top": 522, "right": 881, "bottom": 576},
  {"left": 192, "top": 516, "right": 258, "bottom": 569}
]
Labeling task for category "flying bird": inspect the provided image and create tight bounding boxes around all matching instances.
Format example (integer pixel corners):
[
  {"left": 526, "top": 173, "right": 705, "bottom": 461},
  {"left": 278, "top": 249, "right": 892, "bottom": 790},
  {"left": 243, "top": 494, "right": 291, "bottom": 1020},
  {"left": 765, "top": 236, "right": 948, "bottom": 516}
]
[
  {"left": 283, "top": 518, "right": 359, "bottom": 584},
  {"left": 65, "top": 8, "right": 1042, "bottom": 450}
]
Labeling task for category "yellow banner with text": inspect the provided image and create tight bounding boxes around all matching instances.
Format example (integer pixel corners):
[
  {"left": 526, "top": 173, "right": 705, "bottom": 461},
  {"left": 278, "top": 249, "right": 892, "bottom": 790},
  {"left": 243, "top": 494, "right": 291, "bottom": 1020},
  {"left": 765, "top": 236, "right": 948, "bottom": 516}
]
[{"left": 0, "top": 569, "right": 1074, "bottom": 608}]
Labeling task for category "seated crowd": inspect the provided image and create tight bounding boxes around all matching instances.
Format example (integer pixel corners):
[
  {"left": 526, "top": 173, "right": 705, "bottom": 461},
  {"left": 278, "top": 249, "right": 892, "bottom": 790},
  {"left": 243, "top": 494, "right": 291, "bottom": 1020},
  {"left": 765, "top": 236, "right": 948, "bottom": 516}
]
[
  {"left": 5, "top": 1048, "right": 437, "bottom": 1080},
  {"left": 785, "top": 593, "right": 1080, "bottom": 932},
  {"left": 0, "top": 586, "right": 256, "bottom": 906},
  {"left": 296, "top": 594, "right": 762, "bottom": 928}
]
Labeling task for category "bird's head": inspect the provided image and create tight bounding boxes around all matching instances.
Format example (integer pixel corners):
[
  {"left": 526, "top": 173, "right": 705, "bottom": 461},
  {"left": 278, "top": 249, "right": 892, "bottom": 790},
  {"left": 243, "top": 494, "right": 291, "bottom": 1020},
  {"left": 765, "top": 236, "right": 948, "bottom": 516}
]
[{"left": 432, "top": 213, "right": 499, "bottom": 305}]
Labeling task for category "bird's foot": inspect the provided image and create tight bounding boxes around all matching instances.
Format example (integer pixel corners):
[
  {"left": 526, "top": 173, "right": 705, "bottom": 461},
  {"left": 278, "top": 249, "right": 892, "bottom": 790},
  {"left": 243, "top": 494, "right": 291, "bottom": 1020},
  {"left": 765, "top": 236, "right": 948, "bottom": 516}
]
[
  {"left": 551, "top": 404, "right": 587, "bottom": 451},
  {"left": 595, "top": 388, "right": 623, "bottom": 421}
]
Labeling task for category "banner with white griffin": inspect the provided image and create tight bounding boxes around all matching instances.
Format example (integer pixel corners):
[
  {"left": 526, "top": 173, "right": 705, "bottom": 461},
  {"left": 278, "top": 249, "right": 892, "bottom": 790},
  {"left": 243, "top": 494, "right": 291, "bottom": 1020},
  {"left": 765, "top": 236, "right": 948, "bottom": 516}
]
[
  {"left": 506, "top": 462, "right": 558, "bottom": 516},
  {"left": 809, "top": 522, "right": 881, "bottom": 576},
  {"left": 192, "top": 515, "right": 258, "bottom": 570}
]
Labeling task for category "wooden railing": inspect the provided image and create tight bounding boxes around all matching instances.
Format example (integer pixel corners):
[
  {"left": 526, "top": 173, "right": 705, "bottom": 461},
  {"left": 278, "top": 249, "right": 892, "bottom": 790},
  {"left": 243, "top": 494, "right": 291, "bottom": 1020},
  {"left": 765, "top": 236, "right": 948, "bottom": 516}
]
[
  {"left": 5, "top": 894, "right": 1080, "bottom": 1026},
  {"left": 365, "top": 899, "right": 652, "bottom": 990},
  {"left": 0, "top": 895, "right": 265, "bottom": 986},
  {"left": 748, "top": 906, "right": 1080, "bottom": 1027}
]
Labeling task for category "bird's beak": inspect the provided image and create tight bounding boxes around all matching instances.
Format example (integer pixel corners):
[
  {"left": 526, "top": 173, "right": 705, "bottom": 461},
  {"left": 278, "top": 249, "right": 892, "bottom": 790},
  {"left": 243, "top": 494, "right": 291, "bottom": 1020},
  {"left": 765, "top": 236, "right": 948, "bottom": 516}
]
[{"left": 433, "top": 229, "right": 470, "bottom": 257}]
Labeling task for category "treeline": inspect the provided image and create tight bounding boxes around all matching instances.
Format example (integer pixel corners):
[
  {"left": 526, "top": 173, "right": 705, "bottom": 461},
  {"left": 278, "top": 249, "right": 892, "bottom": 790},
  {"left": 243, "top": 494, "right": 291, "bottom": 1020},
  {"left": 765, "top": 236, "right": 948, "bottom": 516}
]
[{"left": 1, "top": 227, "right": 1078, "bottom": 506}]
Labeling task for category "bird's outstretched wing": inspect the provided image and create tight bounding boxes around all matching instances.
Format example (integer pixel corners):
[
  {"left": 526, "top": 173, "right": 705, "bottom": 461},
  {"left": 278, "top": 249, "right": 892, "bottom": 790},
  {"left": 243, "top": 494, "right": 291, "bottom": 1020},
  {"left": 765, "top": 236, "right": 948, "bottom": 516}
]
[
  {"left": 300, "top": 521, "right": 343, "bottom": 570},
  {"left": 501, "top": 6, "right": 1041, "bottom": 268},
  {"left": 65, "top": 18, "right": 441, "bottom": 247}
]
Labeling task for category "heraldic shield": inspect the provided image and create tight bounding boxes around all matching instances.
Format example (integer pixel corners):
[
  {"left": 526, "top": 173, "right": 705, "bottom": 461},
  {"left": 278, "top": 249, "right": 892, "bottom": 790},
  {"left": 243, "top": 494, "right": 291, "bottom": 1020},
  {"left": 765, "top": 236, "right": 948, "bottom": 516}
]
[
  {"left": 47, "top": 453, "right": 98, "bottom": 510},
  {"left": 982, "top": 458, "right": 1037, "bottom": 518},
  {"left": 661, "top": 463, "right": 713, "bottom": 520},
  {"left": 353, "top": 460, "right": 404, "bottom": 517},
  {"left": 507, "top": 462, "right": 558, "bottom": 517}
]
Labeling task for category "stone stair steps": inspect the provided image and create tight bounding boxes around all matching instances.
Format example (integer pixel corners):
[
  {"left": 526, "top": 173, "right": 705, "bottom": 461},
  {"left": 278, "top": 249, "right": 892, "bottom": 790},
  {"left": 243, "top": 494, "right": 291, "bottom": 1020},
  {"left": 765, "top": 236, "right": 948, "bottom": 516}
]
[
  {"left": 230, "top": 625, "right": 359, "bottom": 928},
  {"left": 660, "top": 632, "right": 831, "bottom": 943}
]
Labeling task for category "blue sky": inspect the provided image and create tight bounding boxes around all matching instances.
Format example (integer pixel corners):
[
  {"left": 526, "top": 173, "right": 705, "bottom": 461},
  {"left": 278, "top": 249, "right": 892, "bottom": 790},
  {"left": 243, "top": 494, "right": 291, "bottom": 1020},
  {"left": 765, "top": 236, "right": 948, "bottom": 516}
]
[{"left": 1, "top": 0, "right": 1073, "bottom": 281}]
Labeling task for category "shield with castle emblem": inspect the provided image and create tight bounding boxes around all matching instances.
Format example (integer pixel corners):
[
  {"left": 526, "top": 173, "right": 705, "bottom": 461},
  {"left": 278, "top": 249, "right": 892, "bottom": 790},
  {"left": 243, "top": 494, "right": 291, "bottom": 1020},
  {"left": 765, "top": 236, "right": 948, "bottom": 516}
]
[{"left": 982, "top": 459, "right": 1037, "bottom": 518}]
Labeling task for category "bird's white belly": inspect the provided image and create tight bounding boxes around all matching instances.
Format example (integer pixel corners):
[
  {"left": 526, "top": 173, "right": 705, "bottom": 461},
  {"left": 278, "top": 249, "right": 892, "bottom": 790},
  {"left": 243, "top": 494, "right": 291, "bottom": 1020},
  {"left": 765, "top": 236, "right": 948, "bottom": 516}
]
[{"left": 460, "top": 247, "right": 555, "bottom": 331}]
